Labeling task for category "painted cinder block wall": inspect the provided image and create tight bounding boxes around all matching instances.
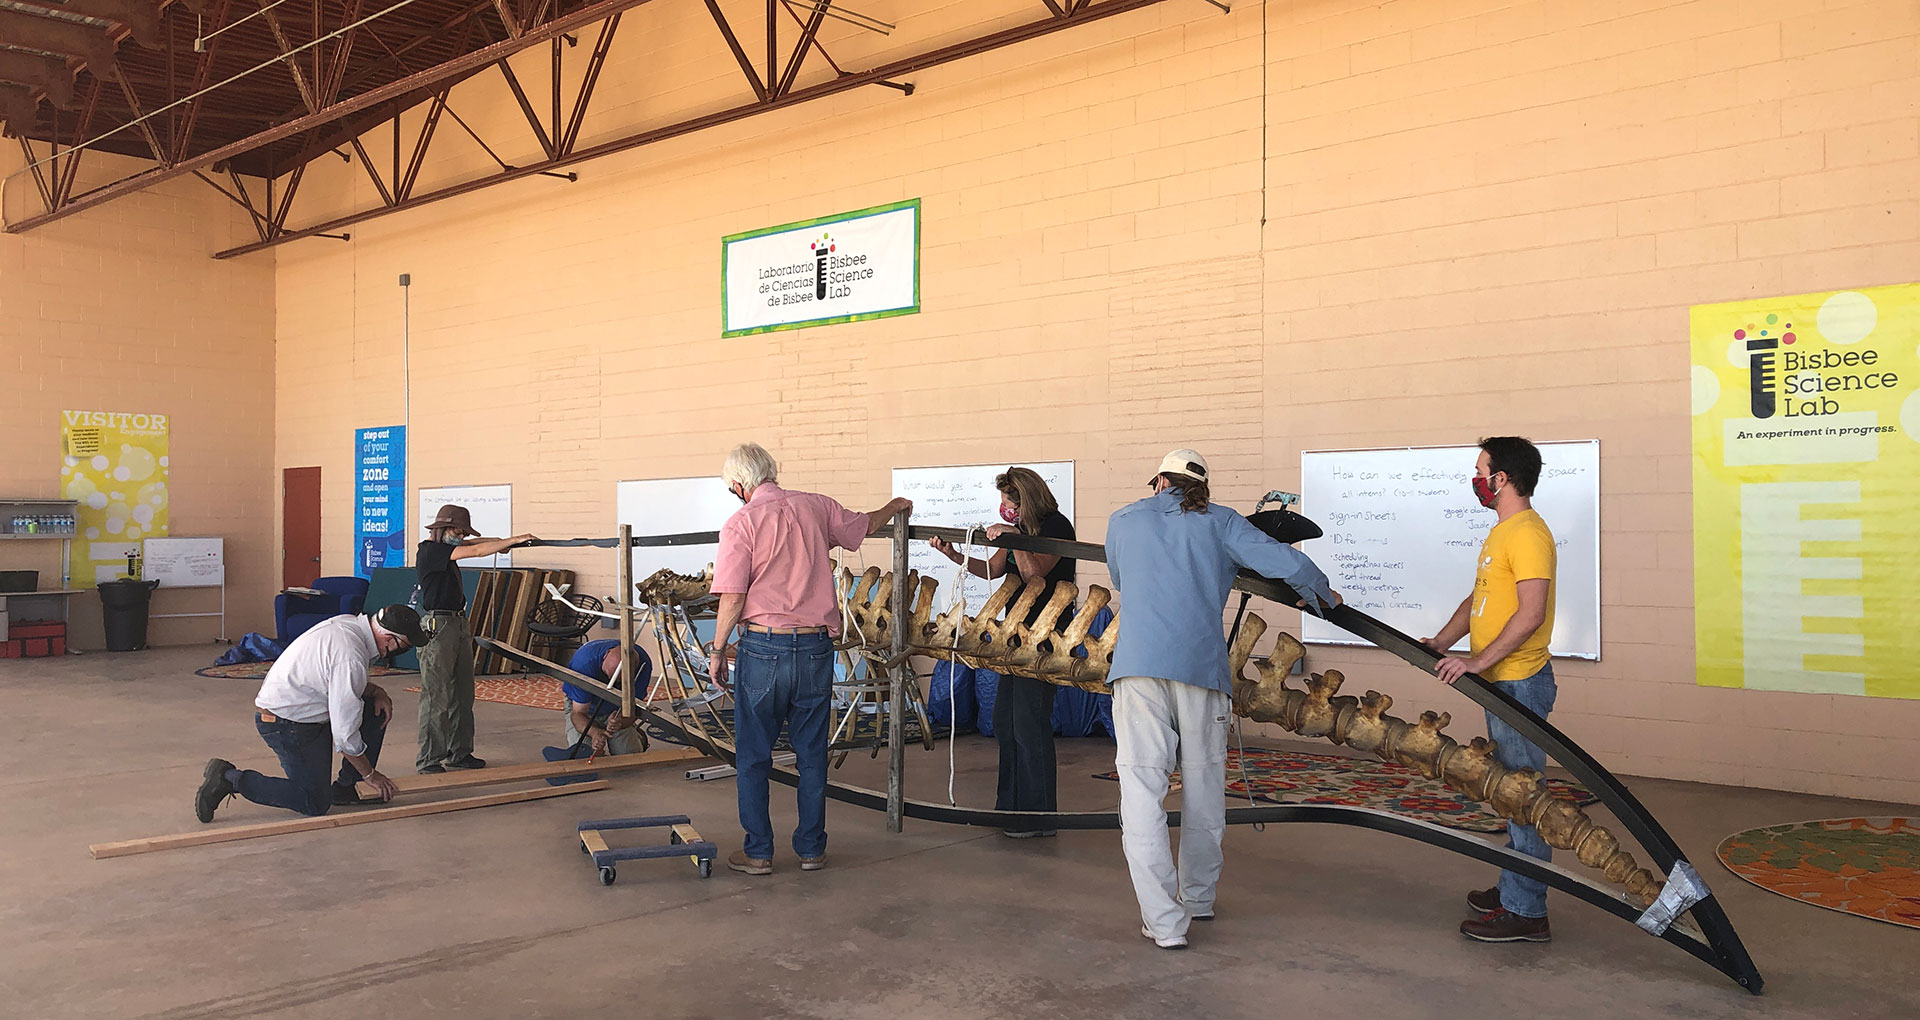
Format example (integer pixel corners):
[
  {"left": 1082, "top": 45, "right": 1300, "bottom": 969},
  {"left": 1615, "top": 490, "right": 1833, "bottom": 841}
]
[
  {"left": 266, "top": 0, "right": 1918, "bottom": 800},
  {"left": 0, "top": 147, "right": 277, "bottom": 648}
]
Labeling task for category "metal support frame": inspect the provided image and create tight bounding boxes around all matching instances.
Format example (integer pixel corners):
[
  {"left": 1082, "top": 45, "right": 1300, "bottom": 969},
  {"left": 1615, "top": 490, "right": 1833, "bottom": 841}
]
[
  {"left": 886, "top": 508, "right": 910, "bottom": 832},
  {"left": 507, "top": 521, "right": 1764, "bottom": 993},
  {"left": 205, "top": 0, "right": 1173, "bottom": 257},
  {"left": 4, "top": 0, "right": 664, "bottom": 233},
  {"left": 616, "top": 523, "right": 636, "bottom": 720}
]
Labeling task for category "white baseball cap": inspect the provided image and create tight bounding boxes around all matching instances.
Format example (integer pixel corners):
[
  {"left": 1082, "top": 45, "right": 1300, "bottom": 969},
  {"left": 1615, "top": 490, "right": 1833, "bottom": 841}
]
[{"left": 1153, "top": 448, "right": 1209, "bottom": 484}]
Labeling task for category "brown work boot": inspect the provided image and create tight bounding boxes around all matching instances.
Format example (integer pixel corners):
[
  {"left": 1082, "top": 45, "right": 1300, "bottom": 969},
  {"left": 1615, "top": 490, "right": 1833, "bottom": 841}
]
[
  {"left": 1466, "top": 886, "right": 1502, "bottom": 914},
  {"left": 727, "top": 850, "right": 772, "bottom": 875},
  {"left": 1460, "top": 908, "right": 1550, "bottom": 943},
  {"left": 799, "top": 854, "right": 827, "bottom": 871}
]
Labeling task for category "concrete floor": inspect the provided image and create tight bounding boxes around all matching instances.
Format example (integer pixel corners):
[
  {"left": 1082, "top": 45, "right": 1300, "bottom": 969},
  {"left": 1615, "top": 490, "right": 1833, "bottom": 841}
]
[{"left": 1, "top": 647, "right": 1914, "bottom": 1019}]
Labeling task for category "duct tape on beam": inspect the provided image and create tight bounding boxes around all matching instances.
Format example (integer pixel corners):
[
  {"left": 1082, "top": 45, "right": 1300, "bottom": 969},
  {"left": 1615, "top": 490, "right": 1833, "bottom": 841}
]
[{"left": 1636, "top": 860, "right": 1712, "bottom": 935}]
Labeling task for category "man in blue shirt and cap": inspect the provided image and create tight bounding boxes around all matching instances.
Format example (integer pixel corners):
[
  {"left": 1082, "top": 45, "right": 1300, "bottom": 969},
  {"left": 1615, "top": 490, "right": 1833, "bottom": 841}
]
[{"left": 1106, "top": 449, "right": 1341, "bottom": 950}]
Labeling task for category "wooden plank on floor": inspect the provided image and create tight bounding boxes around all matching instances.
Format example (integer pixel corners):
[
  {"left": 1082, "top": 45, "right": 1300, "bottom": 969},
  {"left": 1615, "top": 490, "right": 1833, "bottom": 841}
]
[
  {"left": 89, "top": 781, "right": 611, "bottom": 860},
  {"left": 356, "top": 744, "right": 707, "bottom": 799}
]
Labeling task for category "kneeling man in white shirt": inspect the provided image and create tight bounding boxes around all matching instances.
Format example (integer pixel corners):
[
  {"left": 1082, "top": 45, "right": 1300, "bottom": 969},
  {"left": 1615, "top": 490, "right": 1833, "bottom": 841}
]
[{"left": 194, "top": 604, "right": 428, "bottom": 820}]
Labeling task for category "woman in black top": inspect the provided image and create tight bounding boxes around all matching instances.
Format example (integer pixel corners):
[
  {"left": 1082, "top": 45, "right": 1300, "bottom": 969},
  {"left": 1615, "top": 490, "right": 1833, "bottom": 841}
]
[{"left": 928, "top": 467, "right": 1074, "bottom": 837}]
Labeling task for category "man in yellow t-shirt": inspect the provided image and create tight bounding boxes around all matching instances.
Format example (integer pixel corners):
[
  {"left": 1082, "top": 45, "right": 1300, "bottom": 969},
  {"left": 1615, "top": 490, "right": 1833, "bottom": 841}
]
[{"left": 1423, "top": 436, "right": 1558, "bottom": 945}]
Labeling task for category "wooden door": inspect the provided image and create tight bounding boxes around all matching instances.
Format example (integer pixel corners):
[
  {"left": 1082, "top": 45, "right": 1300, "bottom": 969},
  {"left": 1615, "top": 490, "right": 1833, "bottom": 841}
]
[{"left": 282, "top": 467, "right": 322, "bottom": 588}]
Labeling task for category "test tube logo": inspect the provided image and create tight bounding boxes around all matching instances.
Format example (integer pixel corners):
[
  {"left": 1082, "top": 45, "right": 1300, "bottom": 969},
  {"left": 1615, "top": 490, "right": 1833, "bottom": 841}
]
[
  {"left": 1744, "top": 332, "right": 1777, "bottom": 419},
  {"left": 811, "top": 233, "right": 835, "bottom": 300}
]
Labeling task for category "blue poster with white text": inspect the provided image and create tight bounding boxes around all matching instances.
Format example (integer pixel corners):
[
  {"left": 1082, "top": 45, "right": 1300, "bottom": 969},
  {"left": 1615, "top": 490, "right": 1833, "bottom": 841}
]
[{"left": 354, "top": 426, "right": 406, "bottom": 579}]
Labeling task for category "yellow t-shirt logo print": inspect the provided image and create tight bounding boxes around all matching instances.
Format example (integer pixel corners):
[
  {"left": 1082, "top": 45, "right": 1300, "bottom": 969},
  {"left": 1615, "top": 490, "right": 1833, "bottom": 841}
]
[{"left": 1469, "top": 509, "right": 1558, "bottom": 681}]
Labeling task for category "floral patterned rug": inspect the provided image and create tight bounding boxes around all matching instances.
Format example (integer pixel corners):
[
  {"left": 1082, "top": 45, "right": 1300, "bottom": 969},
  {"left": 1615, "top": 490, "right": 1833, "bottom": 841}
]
[
  {"left": 196, "top": 662, "right": 414, "bottom": 680},
  {"left": 1092, "top": 746, "right": 1599, "bottom": 834},
  {"left": 1716, "top": 817, "right": 1920, "bottom": 929},
  {"left": 402, "top": 674, "right": 572, "bottom": 712}
]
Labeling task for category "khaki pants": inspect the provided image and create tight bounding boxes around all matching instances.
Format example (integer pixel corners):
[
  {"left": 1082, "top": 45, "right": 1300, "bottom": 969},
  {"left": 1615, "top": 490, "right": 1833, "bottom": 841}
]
[
  {"left": 1114, "top": 675, "right": 1230, "bottom": 943},
  {"left": 415, "top": 612, "right": 476, "bottom": 770},
  {"left": 565, "top": 711, "right": 650, "bottom": 756}
]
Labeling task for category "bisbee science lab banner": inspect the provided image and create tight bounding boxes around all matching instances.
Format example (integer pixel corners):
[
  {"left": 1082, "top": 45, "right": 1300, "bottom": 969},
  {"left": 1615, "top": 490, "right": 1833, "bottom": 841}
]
[
  {"left": 722, "top": 199, "right": 919, "bottom": 337},
  {"left": 1690, "top": 283, "right": 1920, "bottom": 700}
]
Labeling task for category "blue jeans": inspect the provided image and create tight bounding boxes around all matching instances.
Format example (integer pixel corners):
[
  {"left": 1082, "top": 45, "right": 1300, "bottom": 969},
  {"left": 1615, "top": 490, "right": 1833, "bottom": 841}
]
[
  {"left": 732, "top": 630, "right": 833, "bottom": 860},
  {"left": 236, "top": 696, "right": 388, "bottom": 817},
  {"left": 1484, "top": 662, "right": 1558, "bottom": 918}
]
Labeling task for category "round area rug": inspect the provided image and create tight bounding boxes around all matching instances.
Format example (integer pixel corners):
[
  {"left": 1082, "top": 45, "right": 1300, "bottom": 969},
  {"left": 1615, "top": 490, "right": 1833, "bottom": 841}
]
[{"left": 1716, "top": 817, "right": 1920, "bottom": 929}]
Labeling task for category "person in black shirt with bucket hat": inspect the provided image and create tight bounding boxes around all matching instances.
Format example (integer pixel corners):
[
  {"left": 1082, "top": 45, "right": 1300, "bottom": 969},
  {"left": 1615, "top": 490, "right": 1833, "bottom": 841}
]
[{"left": 414, "top": 504, "right": 537, "bottom": 774}]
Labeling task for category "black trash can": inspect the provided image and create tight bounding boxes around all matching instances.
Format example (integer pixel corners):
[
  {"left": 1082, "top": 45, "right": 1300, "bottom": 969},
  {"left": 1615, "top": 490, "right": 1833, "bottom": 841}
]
[{"left": 98, "top": 579, "right": 160, "bottom": 652}]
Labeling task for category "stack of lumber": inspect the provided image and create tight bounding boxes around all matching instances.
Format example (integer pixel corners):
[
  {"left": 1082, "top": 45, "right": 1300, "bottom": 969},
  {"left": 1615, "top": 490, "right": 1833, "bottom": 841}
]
[
  {"left": 87, "top": 746, "right": 708, "bottom": 859},
  {"left": 469, "top": 567, "right": 576, "bottom": 673}
]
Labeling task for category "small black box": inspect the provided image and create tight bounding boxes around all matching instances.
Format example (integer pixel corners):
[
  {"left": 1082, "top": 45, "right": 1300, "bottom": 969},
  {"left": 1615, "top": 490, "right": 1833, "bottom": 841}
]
[{"left": 0, "top": 570, "right": 39, "bottom": 593}]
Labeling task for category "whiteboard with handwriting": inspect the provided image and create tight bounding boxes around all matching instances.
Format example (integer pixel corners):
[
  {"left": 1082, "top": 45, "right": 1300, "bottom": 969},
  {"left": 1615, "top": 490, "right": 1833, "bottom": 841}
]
[
  {"left": 418, "top": 484, "right": 513, "bottom": 567},
  {"left": 1299, "top": 441, "right": 1600, "bottom": 660},
  {"left": 143, "top": 537, "right": 224, "bottom": 588},
  {"left": 891, "top": 462, "right": 1075, "bottom": 614}
]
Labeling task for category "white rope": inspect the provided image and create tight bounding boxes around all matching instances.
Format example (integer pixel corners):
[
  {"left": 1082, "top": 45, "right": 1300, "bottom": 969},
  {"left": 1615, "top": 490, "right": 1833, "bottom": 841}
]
[{"left": 943, "top": 524, "right": 985, "bottom": 806}]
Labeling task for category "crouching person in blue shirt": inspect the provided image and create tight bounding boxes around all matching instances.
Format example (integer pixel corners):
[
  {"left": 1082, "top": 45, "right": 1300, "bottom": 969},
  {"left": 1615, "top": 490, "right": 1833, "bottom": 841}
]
[
  {"left": 1106, "top": 450, "right": 1341, "bottom": 950},
  {"left": 562, "top": 639, "right": 653, "bottom": 757}
]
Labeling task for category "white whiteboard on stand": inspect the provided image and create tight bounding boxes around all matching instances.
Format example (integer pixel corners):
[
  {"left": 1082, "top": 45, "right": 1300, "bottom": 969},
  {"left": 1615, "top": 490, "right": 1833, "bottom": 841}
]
[
  {"left": 143, "top": 537, "right": 224, "bottom": 588},
  {"left": 616, "top": 476, "right": 738, "bottom": 582},
  {"left": 418, "top": 485, "right": 513, "bottom": 567},
  {"left": 1299, "top": 441, "right": 1600, "bottom": 660},
  {"left": 892, "top": 461, "right": 1075, "bottom": 614}
]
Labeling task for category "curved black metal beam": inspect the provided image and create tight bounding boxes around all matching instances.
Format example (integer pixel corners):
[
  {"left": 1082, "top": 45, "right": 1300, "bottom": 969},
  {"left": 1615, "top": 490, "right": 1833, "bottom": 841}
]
[
  {"left": 499, "top": 525, "right": 1763, "bottom": 991},
  {"left": 479, "top": 635, "right": 1747, "bottom": 988},
  {"left": 914, "top": 524, "right": 1762, "bottom": 993}
]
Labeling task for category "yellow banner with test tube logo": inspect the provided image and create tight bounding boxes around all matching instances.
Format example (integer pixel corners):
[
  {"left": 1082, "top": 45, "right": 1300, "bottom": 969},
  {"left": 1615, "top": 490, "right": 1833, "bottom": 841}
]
[{"left": 1690, "top": 283, "right": 1919, "bottom": 699}]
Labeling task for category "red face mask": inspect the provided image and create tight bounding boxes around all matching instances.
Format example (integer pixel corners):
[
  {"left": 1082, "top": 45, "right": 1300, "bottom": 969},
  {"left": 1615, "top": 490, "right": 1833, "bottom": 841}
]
[
  {"left": 999, "top": 503, "right": 1020, "bottom": 525},
  {"left": 1471, "top": 474, "right": 1502, "bottom": 508}
]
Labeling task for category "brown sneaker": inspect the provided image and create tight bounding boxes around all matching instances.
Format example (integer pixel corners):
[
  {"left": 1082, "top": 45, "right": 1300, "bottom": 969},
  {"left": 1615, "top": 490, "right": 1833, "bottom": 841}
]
[
  {"left": 1460, "top": 908, "right": 1550, "bottom": 943},
  {"left": 727, "top": 850, "right": 772, "bottom": 876},
  {"left": 1466, "top": 886, "right": 1502, "bottom": 914},
  {"left": 799, "top": 854, "right": 827, "bottom": 871}
]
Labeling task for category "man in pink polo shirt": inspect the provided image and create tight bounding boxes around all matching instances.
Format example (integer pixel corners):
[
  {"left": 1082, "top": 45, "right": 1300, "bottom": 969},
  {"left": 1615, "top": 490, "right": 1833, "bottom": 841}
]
[{"left": 708, "top": 442, "right": 912, "bottom": 875}]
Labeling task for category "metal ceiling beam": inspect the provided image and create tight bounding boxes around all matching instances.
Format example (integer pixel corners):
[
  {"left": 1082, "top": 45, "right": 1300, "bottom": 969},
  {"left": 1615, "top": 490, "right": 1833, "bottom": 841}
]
[
  {"left": 703, "top": 0, "right": 765, "bottom": 101},
  {"left": 4, "top": 0, "right": 663, "bottom": 231},
  {"left": 0, "top": 9, "right": 120, "bottom": 77},
  {"left": 771, "top": 0, "right": 825, "bottom": 100},
  {"left": 0, "top": 48, "right": 77, "bottom": 108},
  {"left": 61, "top": 0, "right": 167, "bottom": 49},
  {"left": 262, "top": 9, "right": 491, "bottom": 178},
  {"left": 212, "top": 0, "right": 1173, "bottom": 258}
]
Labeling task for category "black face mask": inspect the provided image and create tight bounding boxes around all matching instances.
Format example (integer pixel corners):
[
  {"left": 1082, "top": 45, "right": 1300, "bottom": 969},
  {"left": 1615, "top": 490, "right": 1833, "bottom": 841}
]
[{"left": 730, "top": 485, "right": 748, "bottom": 505}]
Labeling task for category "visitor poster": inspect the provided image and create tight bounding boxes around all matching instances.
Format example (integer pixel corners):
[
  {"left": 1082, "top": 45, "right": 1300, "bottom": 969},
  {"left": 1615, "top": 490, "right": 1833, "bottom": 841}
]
[
  {"left": 1690, "top": 283, "right": 1919, "bottom": 699},
  {"left": 60, "top": 410, "right": 170, "bottom": 587},
  {"left": 355, "top": 425, "right": 407, "bottom": 579}
]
